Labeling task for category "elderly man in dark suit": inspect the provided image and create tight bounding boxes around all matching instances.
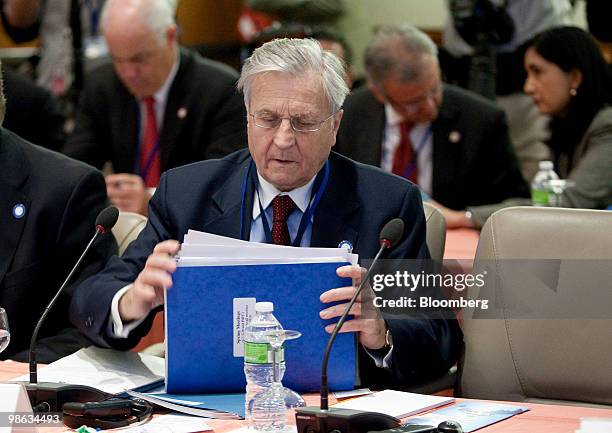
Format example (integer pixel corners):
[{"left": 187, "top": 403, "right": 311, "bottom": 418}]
[
  {"left": 0, "top": 64, "right": 116, "bottom": 362},
  {"left": 335, "top": 24, "right": 529, "bottom": 228},
  {"left": 63, "top": 0, "right": 246, "bottom": 216},
  {"left": 70, "top": 38, "right": 462, "bottom": 389}
]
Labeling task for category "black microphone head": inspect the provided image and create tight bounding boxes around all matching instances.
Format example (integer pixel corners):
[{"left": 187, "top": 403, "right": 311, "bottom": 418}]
[
  {"left": 379, "top": 218, "right": 404, "bottom": 249},
  {"left": 95, "top": 206, "right": 119, "bottom": 233}
]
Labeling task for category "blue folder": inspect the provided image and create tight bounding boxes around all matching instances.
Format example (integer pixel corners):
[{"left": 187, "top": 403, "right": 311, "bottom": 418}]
[{"left": 165, "top": 262, "right": 356, "bottom": 393}]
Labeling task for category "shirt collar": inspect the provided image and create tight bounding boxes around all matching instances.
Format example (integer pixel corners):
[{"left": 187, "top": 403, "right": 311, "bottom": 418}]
[
  {"left": 152, "top": 51, "right": 180, "bottom": 104},
  {"left": 252, "top": 173, "right": 317, "bottom": 220},
  {"left": 385, "top": 103, "right": 404, "bottom": 126},
  {"left": 384, "top": 102, "right": 432, "bottom": 130}
]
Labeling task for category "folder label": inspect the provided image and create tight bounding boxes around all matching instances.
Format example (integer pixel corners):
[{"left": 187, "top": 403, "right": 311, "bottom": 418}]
[{"left": 233, "top": 297, "right": 256, "bottom": 357}]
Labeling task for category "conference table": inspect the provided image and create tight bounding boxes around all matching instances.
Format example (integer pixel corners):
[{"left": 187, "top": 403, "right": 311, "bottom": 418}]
[{"left": 2, "top": 361, "right": 611, "bottom": 433}]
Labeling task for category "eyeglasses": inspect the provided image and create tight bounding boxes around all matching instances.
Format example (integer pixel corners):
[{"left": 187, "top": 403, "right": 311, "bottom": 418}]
[
  {"left": 248, "top": 112, "right": 336, "bottom": 133},
  {"left": 383, "top": 83, "right": 441, "bottom": 113}
]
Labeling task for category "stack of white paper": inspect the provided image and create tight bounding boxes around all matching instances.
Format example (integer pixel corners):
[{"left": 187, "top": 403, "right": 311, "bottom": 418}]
[
  {"left": 12, "top": 346, "right": 164, "bottom": 394},
  {"left": 179, "top": 230, "right": 358, "bottom": 266},
  {"left": 332, "top": 390, "right": 455, "bottom": 418}
]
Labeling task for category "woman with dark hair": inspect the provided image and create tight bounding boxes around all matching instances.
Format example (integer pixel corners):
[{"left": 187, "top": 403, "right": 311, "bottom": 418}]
[
  {"left": 437, "top": 26, "right": 611, "bottom": 228},
  {"left": 523, "top": 25, "right": 612, "bottom": 209}
]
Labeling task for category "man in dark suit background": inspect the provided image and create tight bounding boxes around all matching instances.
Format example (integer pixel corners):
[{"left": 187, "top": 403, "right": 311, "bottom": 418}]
[
  {"left": 335, "top": 24, "right": 529, "bottom": 228},
  {"left": 70, "top": 38, "right": 462, "bottom": 389},
  {"left": 0, "top": 63, "right": 116, "bottom": 362},
  {"left": 3, "top": 67, "right": 65, "bottom": 151},
  {"left": 63, "top": 0, "right": 246, "bottom": 216}
]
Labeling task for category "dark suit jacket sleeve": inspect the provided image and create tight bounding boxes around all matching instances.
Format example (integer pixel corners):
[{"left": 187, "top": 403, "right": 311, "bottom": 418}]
[
  {"left": 69, "top": 172, "right": 175, "bottom": 349},
  {"left": 364, "top": 187, "right": 462, "bottom": 387}
]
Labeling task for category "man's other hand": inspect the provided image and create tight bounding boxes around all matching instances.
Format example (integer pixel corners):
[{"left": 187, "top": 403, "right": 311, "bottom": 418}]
[{"left": 319, "top": 265, "right": 387, "bottom": 350}]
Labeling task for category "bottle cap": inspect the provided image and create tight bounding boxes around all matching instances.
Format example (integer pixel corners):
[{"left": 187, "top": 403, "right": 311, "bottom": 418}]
[
  {"left": 539, "top": 160, "right": 554, "bottom": 170},
  {"left": 255, "top": 302, "right": 274, "bottom": 313}
]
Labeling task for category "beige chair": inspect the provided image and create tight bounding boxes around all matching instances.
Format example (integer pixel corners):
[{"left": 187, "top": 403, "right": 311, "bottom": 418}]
[
  {"left": 112, "top": 211, "right": 147, "bottom": 256},
  {"left": 422, "top": 201, "right": 447, "bottom": 261},
  {"left": 459, "top": 206, "right": 612, "bottom": 407}
]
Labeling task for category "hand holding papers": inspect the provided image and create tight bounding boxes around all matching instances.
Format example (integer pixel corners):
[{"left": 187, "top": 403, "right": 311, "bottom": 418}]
[
  {"left": 119, "top": 240, "right": 180, "bottom": 322},
  {"left": 164, "top": 230, "right": 359, "bottom": 393}
]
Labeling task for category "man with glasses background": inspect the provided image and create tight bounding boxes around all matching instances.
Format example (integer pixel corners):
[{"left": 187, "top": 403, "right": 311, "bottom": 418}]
[
  {"left": 70, "top": 37, "right": 462, "bottom": 389},
  {"left": 62, "top": 0, "right": 246, "bottom": 216},
  {"left": 336, "top": 24, "right": 529, "bottom": 228}
]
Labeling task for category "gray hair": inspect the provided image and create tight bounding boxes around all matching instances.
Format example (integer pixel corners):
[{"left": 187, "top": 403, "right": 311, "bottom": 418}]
[
  {"left": 364, "top": 24, "right": 438, "bottom": 86},
  {"left": 238, "top": 38, "right": 349, "bottom": 113},
  {"left": 101, "top": 0, "right": 176, "bottom": 43}
]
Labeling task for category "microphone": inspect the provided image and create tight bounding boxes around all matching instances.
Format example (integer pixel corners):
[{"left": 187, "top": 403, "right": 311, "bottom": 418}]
[
  {"left": 296, "top": 218, "right": 405, "bottom": 433},
  {"left": 26, "top": 205, "right": 119, "bottom": 412}
]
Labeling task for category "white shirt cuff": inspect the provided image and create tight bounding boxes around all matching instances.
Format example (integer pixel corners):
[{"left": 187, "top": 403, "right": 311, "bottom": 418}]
[
  {"left": 108, "top": 284, "right": 147, "bottom": 338},
  {"left": 364, "top": 345, "right": 394, "bottom": 370}
]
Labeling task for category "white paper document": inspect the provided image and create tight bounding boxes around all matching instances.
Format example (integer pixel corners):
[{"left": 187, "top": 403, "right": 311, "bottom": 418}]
[
  {"left": 119, "top": 414, "right": 211, "bottom": 433},
  {"left": 12, "top": 346, "right": 164, "bottom": 395},
  {"left": 181, "top": 230, "right": 358, "bottom": 266},
  {"left": 332, "top": 390, "right": 455, "bottom": 418}
]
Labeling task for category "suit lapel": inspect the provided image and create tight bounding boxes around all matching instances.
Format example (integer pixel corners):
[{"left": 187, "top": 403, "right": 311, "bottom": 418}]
[
  {"left": 311, "top": 155, "right": 360, "bottom": 249},
  {"left": 355, "top": 93, "right": 385, "bottom": 166},
  {"left": 432, "top": 87, "right": 462, "bottom": 199},
  {"left": 117, "top": 88, "right": 139, "bottom": 173},
  {"left": 0, "top": 131, "right": 30, "bottom": 283},
  {"left": 159, "top": 51, "right": 191, "bottom": 171},
  {"left": 200, "top": 157, "right": 253, "bottom": 239}
]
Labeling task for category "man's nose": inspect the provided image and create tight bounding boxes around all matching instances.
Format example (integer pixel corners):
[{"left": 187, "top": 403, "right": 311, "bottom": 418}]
[{"left": 272, "top": 118, "right": 296, "bottom": 148}]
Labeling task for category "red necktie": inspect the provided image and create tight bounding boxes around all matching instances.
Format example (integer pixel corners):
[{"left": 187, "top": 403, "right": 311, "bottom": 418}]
[
  {"left": 391, "top": 121, "right": 418, "bottom": 184},
  {"left": 140, "top": 96, "right": 160, "bottom": 187},
  {"left": 271, "top": 195, "right": 296, "bottom": 245}
]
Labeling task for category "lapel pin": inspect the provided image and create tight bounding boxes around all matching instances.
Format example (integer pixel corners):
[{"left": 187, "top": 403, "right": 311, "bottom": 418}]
[
  {"left": 338, "top": 240, "right": 353, "bottom": 253},
  {"left": 13, "top": 203, "right": 26, "bottom": 219},
  {"left": 177, "top": 107, "right": 188, "bottom": 119},
  {"left": 449, "top": 130, "right": 461, "bottom": 143}
]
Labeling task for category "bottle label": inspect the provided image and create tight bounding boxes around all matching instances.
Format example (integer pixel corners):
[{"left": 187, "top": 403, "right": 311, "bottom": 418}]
[
  {"left": 531, "top": 189, "right": 550, "bottom": 206},
  {"left": 244, "top": 342, "right": 284, "bottom": 364}
]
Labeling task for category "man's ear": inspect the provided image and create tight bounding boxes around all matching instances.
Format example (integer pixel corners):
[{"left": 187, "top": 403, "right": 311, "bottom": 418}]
[
  {"left": 367, "top": 81, "right": 386, "bottom": 104},
  {"left": 331, "top": 109, "right": 344, "bottom": 140},
  {"left": 166, "top": 25, "right": 178, "bottom": 46}
]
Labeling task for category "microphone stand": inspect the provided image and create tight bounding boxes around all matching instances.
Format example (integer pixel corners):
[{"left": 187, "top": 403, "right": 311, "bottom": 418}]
[
  {"left": 26, "top": 207, "right": 118, "bottom": 412},
  {"left": 320, "top": 241, "right": 389, "bottom": 410},
  {"left": 296, "top": 219, "right": 405, "bottom": 433}
]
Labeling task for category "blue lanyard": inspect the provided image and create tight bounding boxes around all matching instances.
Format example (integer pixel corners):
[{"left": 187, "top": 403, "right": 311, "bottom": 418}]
[
  {"left": 239, "top": 160, "right": 330, "bottom": 246},
  {"left": 401, "top": 125, "right": 432, "bottom": 180}
]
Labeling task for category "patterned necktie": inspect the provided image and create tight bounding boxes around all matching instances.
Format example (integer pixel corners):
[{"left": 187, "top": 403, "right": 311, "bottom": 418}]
[
  {"left": 391, "top": 121, "right": 418, "bottom": 184},
  {"left": 139, "top": 96, "right": 160, "bottom": 187},
  {"left": 271, "top": 195, "right": 296, "bottom": 245}
]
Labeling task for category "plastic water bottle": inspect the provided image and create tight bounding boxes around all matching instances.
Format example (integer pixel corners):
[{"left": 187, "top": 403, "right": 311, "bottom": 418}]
[
  {"left": 531, "top": 161, "right": 559, "bottom": 207},
  {"left": 244, "top": 302, "right": 286, "bottom": 429}
]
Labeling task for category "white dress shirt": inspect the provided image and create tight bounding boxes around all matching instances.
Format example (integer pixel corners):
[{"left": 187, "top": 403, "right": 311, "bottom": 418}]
[{"left": 381, "top": 104, "right": 433, "bottom": 196}]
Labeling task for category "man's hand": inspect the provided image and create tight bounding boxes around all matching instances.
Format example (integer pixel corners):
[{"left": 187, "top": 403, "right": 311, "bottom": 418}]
[
  {"left": 106, "top": 173, "right": 151, "bottom": 215},
  {"left": 429, "top": 200, "right": 474, "bottom": 229},
  {"left": 118, "top": 240, "right": 180, "bottom": 322},
  {"left": 319, "top": 265, "right": 387, "bottom": 350}
]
